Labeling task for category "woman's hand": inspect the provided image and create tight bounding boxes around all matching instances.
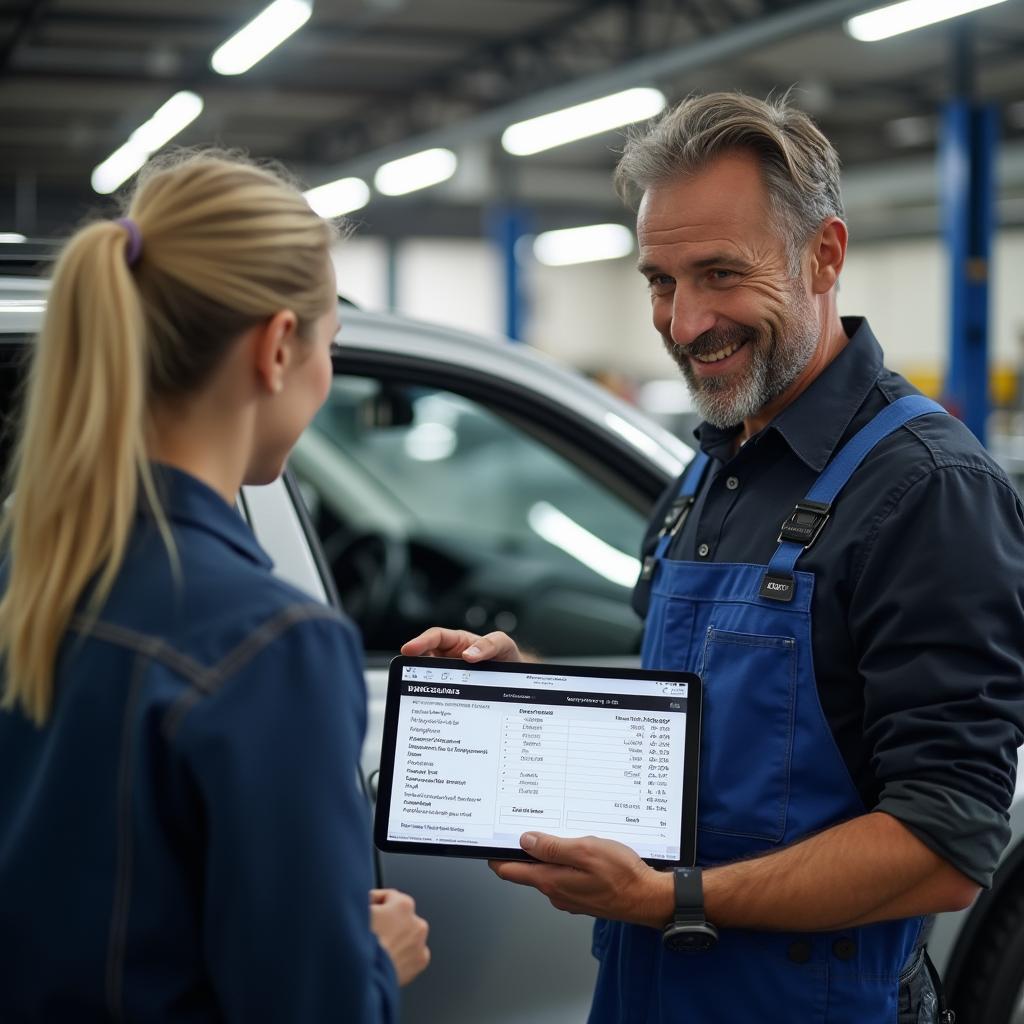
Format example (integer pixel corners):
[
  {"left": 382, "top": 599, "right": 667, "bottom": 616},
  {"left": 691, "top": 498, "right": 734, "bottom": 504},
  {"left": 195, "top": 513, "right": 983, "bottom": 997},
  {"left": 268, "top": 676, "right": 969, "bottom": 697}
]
[
  {"left": 370, "top": 888, "right": 430, "bottom": 986},
  {"left": 401, "top": 627, "right": 526, "bottom": 663}
]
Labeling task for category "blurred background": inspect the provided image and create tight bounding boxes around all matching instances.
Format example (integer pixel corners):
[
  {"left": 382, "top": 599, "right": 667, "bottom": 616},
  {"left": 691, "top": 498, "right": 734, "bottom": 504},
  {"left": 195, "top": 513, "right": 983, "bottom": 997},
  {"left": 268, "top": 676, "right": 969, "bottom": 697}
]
[{"left": 2, "top": 0, "right": 1023, "bottom": 476}]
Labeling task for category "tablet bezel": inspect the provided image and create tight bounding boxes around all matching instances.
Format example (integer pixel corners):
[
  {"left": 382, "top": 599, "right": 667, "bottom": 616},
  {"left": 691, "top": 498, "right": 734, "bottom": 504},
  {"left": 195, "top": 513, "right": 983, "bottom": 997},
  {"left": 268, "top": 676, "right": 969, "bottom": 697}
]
[{"left": 373, "top": 655, "right": 702, "bottom": 868}]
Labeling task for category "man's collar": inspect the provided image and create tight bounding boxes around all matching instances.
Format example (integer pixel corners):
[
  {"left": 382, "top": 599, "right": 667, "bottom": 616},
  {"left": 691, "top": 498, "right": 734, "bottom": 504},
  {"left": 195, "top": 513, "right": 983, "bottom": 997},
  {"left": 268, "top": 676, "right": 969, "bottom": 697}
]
[
  {"left": 696, "top": 317, "right": 883, "bottom": 471},
  {"left": 145, "top": 464, "right": 274, "bottom": 569}
]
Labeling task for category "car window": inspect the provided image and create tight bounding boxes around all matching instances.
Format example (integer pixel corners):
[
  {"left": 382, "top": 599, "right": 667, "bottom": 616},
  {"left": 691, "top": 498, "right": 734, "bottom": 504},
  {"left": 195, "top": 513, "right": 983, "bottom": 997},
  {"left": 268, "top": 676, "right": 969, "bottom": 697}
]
[{"left": 290, "top": 375, "right": 647, "bottom": 661}]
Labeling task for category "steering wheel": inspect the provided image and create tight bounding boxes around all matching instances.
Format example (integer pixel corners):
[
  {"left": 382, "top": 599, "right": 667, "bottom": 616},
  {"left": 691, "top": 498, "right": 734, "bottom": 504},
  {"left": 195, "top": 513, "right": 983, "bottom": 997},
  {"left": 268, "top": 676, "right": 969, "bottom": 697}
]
[{"left": 325, "top": 529, "right": 410, "bottom": 639}]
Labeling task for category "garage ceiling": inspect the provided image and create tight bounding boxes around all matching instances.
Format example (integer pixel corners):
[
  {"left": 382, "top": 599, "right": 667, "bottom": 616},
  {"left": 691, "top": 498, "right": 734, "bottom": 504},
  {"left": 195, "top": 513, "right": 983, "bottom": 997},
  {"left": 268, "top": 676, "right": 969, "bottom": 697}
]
[{"left": 2, "top": 0, "right": 1024, "bottom": 239}]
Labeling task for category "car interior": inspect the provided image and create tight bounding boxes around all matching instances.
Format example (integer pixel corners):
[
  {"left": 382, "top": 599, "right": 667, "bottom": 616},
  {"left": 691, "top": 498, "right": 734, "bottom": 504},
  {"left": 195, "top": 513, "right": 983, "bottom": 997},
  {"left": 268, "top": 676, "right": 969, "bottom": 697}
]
[{"left": 290, "top": 373, "right": 649, "bottom": 662}]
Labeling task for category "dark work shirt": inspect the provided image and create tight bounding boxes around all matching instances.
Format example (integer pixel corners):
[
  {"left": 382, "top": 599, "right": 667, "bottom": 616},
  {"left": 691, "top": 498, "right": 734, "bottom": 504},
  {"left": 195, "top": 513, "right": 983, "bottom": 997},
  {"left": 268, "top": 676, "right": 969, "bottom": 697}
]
[{"left": 634, "top": 317, "right": 1024, "bottom": 887}]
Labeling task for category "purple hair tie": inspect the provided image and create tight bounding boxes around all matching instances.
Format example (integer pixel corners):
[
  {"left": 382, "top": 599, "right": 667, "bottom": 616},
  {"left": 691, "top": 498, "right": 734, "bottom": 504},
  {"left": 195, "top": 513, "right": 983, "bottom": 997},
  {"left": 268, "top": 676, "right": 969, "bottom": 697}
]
[{"left": 115, "top": 217, "right": 143, "bottom": 268}]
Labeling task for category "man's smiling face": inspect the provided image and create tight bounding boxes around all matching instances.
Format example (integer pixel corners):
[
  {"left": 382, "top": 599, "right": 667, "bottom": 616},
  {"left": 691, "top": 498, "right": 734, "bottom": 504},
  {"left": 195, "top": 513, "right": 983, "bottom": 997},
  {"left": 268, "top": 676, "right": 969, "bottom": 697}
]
[{"left": 637, "top": 151, "right": 821, "bottom": 429}]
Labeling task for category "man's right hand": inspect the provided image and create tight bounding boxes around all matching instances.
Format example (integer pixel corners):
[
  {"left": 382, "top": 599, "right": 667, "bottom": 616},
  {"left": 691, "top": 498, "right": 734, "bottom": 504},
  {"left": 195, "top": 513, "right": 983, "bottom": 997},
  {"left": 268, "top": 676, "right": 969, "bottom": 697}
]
[
  {"left": 401, "top": 627, "right": 525, "bottom": 663},
  {"left": 370, "top": 889, "right": 430, "bottom": 986}
]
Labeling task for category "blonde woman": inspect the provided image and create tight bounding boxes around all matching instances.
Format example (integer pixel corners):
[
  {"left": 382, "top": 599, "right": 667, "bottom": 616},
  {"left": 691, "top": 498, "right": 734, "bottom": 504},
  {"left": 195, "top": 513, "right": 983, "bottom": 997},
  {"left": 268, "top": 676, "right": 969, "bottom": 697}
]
[{"left": 0, "top": 153, "right": 428, "bottom": 1022}]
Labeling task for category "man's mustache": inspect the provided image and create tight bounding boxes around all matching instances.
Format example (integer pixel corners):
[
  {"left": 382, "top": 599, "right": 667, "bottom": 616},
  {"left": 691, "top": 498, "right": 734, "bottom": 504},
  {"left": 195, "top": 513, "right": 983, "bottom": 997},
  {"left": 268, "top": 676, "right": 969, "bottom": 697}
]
[{"left": 664, "top": 324, "right": 758, "bottom": 361}]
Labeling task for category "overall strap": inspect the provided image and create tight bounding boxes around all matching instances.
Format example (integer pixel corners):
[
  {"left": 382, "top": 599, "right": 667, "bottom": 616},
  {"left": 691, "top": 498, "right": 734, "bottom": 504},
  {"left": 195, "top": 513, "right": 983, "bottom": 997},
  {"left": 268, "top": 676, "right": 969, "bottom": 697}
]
[
  {"left": 653, "top": 451, "right": 711, "bottom": 562},
  {"left": 760, "top": 395, "right": 947, "bottom": 602}
]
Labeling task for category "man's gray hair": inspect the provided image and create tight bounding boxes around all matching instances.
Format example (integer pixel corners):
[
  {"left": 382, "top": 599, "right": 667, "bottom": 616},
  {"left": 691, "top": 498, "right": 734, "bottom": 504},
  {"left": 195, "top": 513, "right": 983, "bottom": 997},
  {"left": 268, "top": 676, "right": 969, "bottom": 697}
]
[{"left": 615, "top": 92, "right": 844, "bottom": 264}]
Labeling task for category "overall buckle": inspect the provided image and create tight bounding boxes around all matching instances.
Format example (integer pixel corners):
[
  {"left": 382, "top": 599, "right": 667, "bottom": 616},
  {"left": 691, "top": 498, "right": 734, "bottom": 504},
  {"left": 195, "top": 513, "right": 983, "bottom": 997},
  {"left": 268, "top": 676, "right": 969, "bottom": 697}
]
[
  {"left": 777, "top": 500, "right": 831, "bottom": 548},
  {"left": 661, "top": 496, "right": 695, "bottom": 539}
]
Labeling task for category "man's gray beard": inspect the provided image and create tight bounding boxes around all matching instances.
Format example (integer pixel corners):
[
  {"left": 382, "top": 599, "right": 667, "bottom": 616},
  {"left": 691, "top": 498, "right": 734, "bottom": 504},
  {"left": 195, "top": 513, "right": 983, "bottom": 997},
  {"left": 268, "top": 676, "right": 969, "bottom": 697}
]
[{"left": 672, "top": 302, "right": 820, "bottom": 430}]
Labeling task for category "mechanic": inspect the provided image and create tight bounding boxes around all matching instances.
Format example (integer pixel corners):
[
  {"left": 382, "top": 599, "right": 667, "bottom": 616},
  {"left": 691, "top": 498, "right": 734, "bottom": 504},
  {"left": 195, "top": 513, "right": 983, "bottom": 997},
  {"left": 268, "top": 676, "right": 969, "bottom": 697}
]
[
  {"left": 0, "top": 153, "right": 428, "bottom": 1021},
  {"left": 403, "top": 92, "right": 1024, "bottom": 1022}
]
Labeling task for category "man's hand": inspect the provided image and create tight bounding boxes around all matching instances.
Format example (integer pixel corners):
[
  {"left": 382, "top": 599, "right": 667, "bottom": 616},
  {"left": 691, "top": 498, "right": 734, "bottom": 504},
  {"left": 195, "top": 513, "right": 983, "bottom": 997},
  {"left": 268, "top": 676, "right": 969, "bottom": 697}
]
[
  {"left": 489, "top": 832, "right": 673, "bottom": 929},
  {"left": 370, "top": 889, "right": 431, "bottom": 986},
  {"left": 401, "top": 627, "right": 526, "bottom": 663},
  {"left": 488, "top": 815, "right": 979, "bottom": 935}
]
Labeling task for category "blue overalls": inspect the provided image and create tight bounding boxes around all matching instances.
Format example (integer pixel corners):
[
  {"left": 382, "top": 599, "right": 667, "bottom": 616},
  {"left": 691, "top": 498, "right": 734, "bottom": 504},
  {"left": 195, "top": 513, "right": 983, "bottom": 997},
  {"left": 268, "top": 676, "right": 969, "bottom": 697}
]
[{"left": 590, "top": 396, "right": 946, "bottom": 1023}]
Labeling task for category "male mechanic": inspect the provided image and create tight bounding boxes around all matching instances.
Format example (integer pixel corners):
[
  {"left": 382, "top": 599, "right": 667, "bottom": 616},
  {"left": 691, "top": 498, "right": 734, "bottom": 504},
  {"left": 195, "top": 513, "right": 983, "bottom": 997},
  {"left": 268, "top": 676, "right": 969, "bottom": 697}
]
[{"left": 404, "top": 93, "right": 1024, "bottom": 1022}]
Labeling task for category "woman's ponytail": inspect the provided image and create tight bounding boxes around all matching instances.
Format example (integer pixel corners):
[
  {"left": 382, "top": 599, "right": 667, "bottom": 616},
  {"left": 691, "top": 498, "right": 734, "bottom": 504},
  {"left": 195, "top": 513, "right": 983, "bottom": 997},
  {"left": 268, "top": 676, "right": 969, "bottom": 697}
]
[{"left": 0, "top": 221, "right": 150, "bottom": 724}]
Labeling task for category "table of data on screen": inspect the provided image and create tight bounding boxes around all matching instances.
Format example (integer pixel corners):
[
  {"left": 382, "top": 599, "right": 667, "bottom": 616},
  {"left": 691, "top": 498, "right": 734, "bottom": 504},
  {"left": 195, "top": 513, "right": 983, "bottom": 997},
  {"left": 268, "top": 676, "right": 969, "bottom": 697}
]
[{"left": 387, "top": 665, "right": 688, "bottom": 861}]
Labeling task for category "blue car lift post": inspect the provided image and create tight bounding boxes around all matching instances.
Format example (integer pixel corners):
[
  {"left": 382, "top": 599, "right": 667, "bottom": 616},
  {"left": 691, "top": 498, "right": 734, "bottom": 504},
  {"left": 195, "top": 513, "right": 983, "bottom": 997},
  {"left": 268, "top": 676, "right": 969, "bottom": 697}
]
[
  {"left": 942, "top": 22, "right": 999, "bottom": 446},
  {"left": 491, "top": 205, "right": 531, "bottom": 342}
]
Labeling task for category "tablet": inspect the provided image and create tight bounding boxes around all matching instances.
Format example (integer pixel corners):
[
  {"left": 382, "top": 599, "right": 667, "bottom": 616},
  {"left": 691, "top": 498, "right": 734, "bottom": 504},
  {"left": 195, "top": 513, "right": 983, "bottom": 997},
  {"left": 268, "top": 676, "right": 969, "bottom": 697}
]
[{"left": 374, "top": 656, "right": 702, "bottom": 867}]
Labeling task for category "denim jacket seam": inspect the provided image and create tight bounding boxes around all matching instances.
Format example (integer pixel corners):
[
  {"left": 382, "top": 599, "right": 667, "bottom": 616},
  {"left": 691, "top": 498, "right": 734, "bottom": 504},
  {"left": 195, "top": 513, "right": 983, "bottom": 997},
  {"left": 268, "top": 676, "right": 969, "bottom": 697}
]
[
  {"left": 75, "top": 603, "right": 342, "bottom": 739},
  {"left": 163, "top": 603, "right": 342, "bottom": 740},
  {"left": 72, "top": 617, "right": 209, "bottom": 688},
  {"left": 104, "top": 651, "right": 148, "bottom": 1022}
]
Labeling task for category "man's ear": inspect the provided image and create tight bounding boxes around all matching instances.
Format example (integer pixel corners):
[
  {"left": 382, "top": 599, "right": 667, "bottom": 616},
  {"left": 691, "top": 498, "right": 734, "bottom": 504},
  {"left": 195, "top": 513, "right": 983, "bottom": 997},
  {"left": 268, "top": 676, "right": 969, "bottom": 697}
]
[
  {"left": 810, "top": 217, "right": 848, "bottom": 295},
  {"left": 252, "top": 310, "right": 299, "bottom": 395}
]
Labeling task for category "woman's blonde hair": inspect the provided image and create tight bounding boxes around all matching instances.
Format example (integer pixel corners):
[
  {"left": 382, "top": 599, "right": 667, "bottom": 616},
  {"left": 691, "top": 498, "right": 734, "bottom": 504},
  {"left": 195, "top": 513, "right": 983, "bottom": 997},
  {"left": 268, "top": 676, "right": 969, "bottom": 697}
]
[{"left": 0, "top": 151, "right": 337, "bottom": 725}]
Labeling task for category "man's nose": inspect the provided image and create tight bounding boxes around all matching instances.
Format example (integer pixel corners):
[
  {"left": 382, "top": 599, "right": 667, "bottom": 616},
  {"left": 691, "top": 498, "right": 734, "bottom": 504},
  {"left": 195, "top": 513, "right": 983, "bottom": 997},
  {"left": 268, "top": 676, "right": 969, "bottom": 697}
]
[{"left": 668, "top": 293, "right": 716, "bottom": 349}]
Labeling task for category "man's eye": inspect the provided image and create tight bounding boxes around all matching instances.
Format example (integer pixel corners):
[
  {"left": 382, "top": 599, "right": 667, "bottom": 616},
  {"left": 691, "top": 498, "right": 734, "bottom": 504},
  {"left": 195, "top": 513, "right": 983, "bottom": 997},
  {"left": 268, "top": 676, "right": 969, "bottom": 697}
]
[
  {"left": 647, "top": 275, "right": 673, "bottom": 290},
  {"left": 709, "top": 269, "right": 736, "bottom": 281}
]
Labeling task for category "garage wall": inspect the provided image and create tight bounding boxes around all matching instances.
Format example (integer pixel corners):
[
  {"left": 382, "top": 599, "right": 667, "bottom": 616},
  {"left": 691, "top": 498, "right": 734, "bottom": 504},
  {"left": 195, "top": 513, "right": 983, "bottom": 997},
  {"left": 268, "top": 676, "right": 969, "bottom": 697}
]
[
  {"left": 398, "top": 239, "right": 505, "bottom": 341},
  {"left": 839, "top": 232, "right": 1024, "bottom": 378},
  {"left": 331, "top": 236, "right": 389, "bottom": 312}
]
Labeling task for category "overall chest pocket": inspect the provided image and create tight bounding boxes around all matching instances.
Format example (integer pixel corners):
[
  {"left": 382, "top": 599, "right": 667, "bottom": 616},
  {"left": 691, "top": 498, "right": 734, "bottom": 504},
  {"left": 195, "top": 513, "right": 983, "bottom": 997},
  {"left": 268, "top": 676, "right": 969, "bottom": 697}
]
[{"left": 697, "top": 628, "right": 796, "bottom": 844}]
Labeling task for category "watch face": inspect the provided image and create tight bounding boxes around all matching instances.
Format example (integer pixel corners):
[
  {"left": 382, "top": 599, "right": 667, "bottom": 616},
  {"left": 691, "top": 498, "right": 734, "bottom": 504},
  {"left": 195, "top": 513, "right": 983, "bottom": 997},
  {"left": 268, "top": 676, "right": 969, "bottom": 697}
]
[{"left": 663, "top": 925, "right": 718, "bottom": 953}]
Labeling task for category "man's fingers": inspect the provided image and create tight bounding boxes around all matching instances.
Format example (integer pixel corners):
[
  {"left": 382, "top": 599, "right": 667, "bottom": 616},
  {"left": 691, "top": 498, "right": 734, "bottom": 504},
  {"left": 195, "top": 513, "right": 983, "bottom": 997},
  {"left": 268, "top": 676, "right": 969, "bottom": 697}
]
[
  {"left": 465, "top": 631, "right": 523, "bottom": 662},
  {"left": 489, "top": 859, "right": 561, "bottom": 889},
  {"left": 489, "top": 860, "right": 592, "bottom": 916},
  {"left": 401, "top": 627, "right": 523, "bottom": 662},
  {"left": 399, "top": 627, "right": 451, "bottom": 655},
  {"left": 400, "top": 628, "right": 478, "bottom": 657},
  {"left": 520, "top": 831, "right": 587, "bottom": 866}
]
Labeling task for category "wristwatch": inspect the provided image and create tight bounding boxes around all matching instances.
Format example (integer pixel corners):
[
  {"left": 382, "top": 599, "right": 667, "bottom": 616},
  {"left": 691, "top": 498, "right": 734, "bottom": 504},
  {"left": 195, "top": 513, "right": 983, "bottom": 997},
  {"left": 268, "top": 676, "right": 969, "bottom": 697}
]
[{"left": 661, "top": 866, "right": 719, "bottom": 952}]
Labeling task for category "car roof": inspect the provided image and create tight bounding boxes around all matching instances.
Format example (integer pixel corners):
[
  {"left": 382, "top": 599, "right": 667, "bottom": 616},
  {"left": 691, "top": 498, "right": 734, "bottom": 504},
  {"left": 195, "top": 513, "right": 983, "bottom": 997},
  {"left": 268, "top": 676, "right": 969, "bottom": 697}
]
[
  {"left": 0, "top": 275, "right": 692, "bottom": 478},
  {"left": 338, "top": 306, "right": 692, "bottom": 476}
]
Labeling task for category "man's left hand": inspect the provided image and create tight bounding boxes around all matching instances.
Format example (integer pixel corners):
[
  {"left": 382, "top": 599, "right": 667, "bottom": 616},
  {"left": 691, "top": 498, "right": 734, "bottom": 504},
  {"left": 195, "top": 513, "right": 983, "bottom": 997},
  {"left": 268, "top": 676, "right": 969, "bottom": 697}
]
[{"left": 489, "top": 832, "right": 672, "bottom": 929}]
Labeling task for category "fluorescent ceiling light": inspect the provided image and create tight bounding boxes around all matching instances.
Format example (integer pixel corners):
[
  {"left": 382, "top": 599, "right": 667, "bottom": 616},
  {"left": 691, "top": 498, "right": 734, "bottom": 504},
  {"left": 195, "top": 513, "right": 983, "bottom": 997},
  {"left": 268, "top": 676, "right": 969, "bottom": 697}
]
[
  {"left": 0, "top": 233, "right": 27, "bottom": 243},
  {"left": 528, "top": 501, "right": 641, "bottom": 588},
  {"left": 374, "top": 148, "right": 457, "bottom": 196},
  {"left": 211, "top": 0, "right": 312, "bottom": 75},
  {"left": 846, "top": 0, "right": 1011, "bottom": 41},
  {"left": 304, "top": 177, "right": 370, "bottom": 216},
  {"left": 502, "top": 87, "right": 666, "bottom": 156},
  {"left": 0, "top": 301, "right": 45, "bottom": 314},
  {"left": 91, "top": 91, "right": 204, "bottom": 195},
  {"left": 533, "top": 223, "right": 634, "bottom": 266}
]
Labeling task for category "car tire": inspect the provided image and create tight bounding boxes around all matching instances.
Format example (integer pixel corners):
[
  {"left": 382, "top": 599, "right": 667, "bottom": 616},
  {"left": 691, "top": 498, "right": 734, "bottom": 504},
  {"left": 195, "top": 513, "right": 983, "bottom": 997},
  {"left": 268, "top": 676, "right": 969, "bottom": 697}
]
[{"left": 951, "top": 869, "right": 1024, "bottom": 1024}]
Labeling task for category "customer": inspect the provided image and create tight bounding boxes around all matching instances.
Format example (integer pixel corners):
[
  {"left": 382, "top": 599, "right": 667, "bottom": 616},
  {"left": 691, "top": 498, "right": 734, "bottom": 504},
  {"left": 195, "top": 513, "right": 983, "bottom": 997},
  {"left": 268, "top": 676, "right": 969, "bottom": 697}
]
[{"left": 0, "top": 152, "right": 428, "bottom": 1022}]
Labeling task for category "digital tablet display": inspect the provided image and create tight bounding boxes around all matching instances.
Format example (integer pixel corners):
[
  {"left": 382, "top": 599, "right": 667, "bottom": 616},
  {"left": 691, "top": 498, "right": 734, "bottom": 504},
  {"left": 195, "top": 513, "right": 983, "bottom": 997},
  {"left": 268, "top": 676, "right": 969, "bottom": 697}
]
[{"left": 374, "top": 656, "right": 702, "bottom": 867}]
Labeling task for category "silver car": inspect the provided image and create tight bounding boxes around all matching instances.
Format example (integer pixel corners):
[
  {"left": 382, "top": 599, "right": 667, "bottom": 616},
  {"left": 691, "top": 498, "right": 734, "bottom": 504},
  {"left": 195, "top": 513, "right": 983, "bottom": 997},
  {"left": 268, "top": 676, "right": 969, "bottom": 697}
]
[{"left": 1, "top": 274, "right": 1021, "bottom": 1023}]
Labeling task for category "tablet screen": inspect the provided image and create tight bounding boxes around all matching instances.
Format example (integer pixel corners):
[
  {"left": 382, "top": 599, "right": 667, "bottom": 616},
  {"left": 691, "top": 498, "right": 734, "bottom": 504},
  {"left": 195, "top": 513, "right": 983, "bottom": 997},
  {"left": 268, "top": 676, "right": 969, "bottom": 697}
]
[{"left": 374, "top": 656, "right": 701, "bottom": 867}]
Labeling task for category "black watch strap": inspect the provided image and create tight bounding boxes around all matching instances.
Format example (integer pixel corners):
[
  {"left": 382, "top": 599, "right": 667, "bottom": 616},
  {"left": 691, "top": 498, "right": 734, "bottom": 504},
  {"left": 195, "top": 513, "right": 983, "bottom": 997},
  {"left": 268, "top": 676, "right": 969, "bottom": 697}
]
[{"left": 672, "top": 867, "right": 706, "bottom": 925}]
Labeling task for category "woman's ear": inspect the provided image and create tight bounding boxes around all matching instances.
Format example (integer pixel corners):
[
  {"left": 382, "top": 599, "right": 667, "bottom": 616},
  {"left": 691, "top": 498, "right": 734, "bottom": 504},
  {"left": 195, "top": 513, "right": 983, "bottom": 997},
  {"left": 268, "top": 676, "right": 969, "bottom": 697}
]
[
  {"left": 810, "top": 217, "right": 848, "bottom": 295},
  {"left": 252, "top": 310, "right": 299, "bottom": 395}
]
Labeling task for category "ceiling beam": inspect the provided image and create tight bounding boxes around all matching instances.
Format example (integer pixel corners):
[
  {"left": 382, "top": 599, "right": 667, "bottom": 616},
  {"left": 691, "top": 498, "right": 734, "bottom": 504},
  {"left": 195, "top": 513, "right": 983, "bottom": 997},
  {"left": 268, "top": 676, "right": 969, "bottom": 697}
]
[
  {"left": 31, "top": 9, "right": 497, "bottom": 50},
  {"left": 307, "top": 0, "right": 879, "bottom": 184}
]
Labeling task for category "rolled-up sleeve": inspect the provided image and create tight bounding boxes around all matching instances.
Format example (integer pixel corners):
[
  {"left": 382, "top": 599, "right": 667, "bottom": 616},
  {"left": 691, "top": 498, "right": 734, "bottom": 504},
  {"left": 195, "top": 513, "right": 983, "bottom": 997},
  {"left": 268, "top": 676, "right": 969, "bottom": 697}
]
[
  {"left": 851, "top": 462, "right": 1024, "bottom": 887},
  {"left": 175, "top": 610, "right": 398, "bottom": 1023}
]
